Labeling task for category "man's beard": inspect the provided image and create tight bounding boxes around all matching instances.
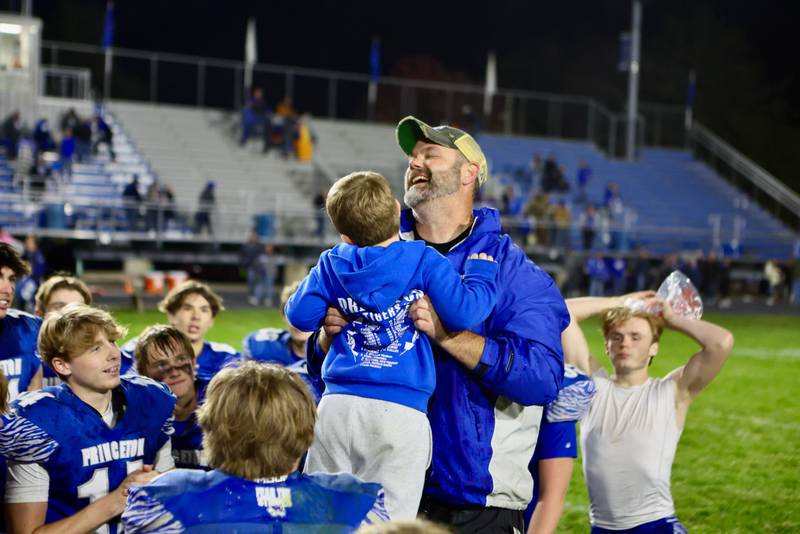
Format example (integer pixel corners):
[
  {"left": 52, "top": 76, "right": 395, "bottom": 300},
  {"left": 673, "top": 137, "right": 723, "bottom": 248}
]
[{"left": 403, "top": 164, "right": 461, "bottom": 208}]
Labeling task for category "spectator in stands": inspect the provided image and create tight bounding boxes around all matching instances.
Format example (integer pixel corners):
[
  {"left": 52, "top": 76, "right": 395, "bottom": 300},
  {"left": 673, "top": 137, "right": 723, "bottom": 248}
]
[
  {"left": 586, "top": 252, "right": 609, "bottom": 296},
  {"left": 135, "top": 324, "right": 209, "bottom": 469},
  {"left": 73, "top": 117, "right": 93, "bottom": 162},
  {"left": 240, "top": 229, "right": 267, "bottom": 306},
  {"left": 525, "top": 192, "right": 552, "bottom": 246},
  {"left": 1, "top": 111, "right": 21, "bottom": 160},
  {"left": 15, "top": 235, "right": 46, "bottom": 313},
  {"left": 92, "top": 114, "right": 116, "bottom": 161},
  {"left": 542, "top": 153, "right": 568, "bottom": 193},
  {"left": 122, "top": 362, "right": 388, "bottom": 532},
  {"left": 575, "top": 160, "right": 592, "bottom": 205},
  {"left": 194, "top": 180, "right": 216, "bottom": 235},
  {"left": 552, "top": 199, "right": 572, "bottom": 250},
  {"left": 603, "top": 181, "right": 621, "bottom": 209},
  {"left": 630, "top": 247, "right": 653, "bottom": 292},
  {"left": 122, "top": 174, "right": 143, "bottom": 231},
  {"left": 160, "top": 183, "right": 178, "bottom": 230},
  {"left": 240, "top": 86, "right": 268, "bottom": 147},
  {"left": 530, "top": 153, "right": 543, "bottom": 192},
  {"left": 144, "top": 177, "right": 162, "bottom": 234},
  {"left": 273, "top": 96, "right": 297, "bottom": 158},
  {"left": 32, "top": 118, "right": 56, "bottom": 154},
  {"left": 764, "top": 259, "right": 785, "bottom": 306},
  {"left": 578, "top": 204, "right": 597, "bottom": 251},
  {"left": 609, "top": 254, "right": 627, "bottom": 295},
  {"left": 294, "top": 112, "right": 316, "bottom": 162},
  {"left": 500, "top": 185, "right": 517, "bottom": 216},
  {"left": 58, "top": 127, "right": 76, "bottom": 181},
  {"left": 0, "top": 226, "right": 22, "bottom": 250},
  {"left": 59, "top": 107, "right": 80, "bottom": 133}
]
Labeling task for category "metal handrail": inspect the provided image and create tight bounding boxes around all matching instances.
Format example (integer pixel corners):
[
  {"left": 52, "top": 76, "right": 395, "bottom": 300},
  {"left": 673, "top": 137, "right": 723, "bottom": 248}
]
[{"left": 690, "top": 122, "right": 800, "bottom": 218}]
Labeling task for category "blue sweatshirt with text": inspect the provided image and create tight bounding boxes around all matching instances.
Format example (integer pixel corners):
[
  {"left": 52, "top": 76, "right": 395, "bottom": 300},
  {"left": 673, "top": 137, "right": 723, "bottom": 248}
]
[{"left": 285, "top": 240, "right": 497, "bottom": 413}]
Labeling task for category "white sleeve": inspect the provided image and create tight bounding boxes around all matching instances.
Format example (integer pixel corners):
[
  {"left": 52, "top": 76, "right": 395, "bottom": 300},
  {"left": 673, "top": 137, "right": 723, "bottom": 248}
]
[
  {"left": 5, "top": 461, "right": 50, "bottom": 503},
  {"left": 153, "top": 440, "right": 175, "bottom": 473}
]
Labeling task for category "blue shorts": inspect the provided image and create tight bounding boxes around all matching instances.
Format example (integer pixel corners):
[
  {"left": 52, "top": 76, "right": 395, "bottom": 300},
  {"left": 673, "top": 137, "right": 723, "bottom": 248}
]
[{"left": 591, "top": 516, "right": 688, "bottom": 534}]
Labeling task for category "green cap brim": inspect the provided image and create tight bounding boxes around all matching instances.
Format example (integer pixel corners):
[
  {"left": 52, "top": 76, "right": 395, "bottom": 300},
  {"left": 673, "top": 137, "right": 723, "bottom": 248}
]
[{"left": 396, "top": 116, "right": 456, "bottom": 155}]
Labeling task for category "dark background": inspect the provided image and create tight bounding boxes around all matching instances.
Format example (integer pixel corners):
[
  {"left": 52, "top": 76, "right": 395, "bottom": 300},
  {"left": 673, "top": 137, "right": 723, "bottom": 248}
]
[{"left": 6, "top": 0, "right": 798, "bottom": 191}]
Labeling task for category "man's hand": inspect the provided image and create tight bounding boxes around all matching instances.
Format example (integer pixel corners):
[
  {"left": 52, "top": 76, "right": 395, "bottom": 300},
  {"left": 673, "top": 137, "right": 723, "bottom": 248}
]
[
  {"left": 409, "top": 296, "right": 450, "bottom": 345},
  {"left": 318, "top": 307, "right": 349, "bottom": 353},
  {"left": 467, "top": 252, "right": 495, "bottom": 262},
  {"left": 617, "top": 290, "right": 657, "bottom": 306}
]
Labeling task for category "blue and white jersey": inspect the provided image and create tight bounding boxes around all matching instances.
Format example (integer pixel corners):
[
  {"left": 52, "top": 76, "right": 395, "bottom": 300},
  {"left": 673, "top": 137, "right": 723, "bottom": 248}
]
[
  {"left": 2, "top": 376, "right": 176, "bottom": 533},
  {"left": 545, "top": 364, "right": 596, "bottom": 423},
  {"left": 122, "top": 469, "right": 389, "bottom": 533},
  {"left": 242, "top": 328, "right": 303, "bottom": 366},
  {"left": 0, "top": 309, "right": 42, "bottom": 399},
  {"left": 171, "top": 379, "right": 209, "bottom": 469},
  {"left": 122, "top": 337, "right": 238, "bottom": 382},
  {"left": 196, "top": 341, "right": 239, "bottom": 381}
]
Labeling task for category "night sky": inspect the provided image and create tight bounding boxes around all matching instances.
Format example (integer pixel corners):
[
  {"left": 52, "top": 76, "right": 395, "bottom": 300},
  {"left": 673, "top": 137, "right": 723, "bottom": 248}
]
[{"left": 6, "top": 0, "right": 798, "bottom": 190}]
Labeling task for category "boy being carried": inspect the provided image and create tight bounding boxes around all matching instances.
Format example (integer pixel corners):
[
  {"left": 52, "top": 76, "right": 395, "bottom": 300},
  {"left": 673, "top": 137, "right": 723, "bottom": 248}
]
[{"left": 285, "top": 171, "right": 498, "bottom": 518}]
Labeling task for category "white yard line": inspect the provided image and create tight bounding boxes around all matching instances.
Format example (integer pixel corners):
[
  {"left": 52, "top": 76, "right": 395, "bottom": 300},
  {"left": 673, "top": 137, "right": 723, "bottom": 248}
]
[{"left": 731, "top": 347, "right": 800, "bottom": 360}]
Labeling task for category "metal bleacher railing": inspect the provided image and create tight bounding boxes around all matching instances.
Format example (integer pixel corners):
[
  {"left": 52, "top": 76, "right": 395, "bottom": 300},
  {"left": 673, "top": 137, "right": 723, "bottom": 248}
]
[
  {"left": 39, "top": 39, "right": 683, "bottom": 158},
  {"left": 688, "top": 122, "right": 800, "bottom": 230}
]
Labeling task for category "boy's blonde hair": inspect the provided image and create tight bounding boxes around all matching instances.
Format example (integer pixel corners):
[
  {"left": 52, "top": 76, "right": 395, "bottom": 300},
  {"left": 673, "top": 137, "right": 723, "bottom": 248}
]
[
  {"left": 38, "top": 304, "right": 127, "bottom": 371},
  {"left": 158, "top": 280, "right": 224, "bottom": 317},
  {"left": 280, "top": 281, "right": 300, "bottom": 312},
  {"left": 601, "top": 306, "right": 665, "bottom": 343},
  {"left": 34, "top": 273, "right": 92, "bottom": 314},
  {"left": 198, "top": 362, "right": 316, "bottom": 479},
  {"left": 326, "top": 171, "right": 399, "bottom": 247}
]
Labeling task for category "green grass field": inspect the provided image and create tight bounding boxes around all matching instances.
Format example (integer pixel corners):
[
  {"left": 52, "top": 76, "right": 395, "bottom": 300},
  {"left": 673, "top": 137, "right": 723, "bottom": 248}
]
[{"left": 114, "top": 309, "right": 800, "bottom": 532}]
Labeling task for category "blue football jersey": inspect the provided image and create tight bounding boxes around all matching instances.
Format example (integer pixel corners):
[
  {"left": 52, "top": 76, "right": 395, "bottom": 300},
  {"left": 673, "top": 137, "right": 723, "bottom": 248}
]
[
  {"left": 122, "top": 469, "right": 389, "bottom": 533},
  {"left": 242, "top": 328, "right": 303, "bottom": 366},
  {"left": 4, "top": 376, "right": 176, "bottom": 533},
  {"left": 545, "top": 364, "right": 597, "bottom": 423},
  {"left": 171, "top": 379, "right": 209, "bottom": 469},
  {"left": 0, "top": 309, "right": 42, "bottom": 399},
  {"left": 196, "top": 341, "right": 239, "bottom": 381}
]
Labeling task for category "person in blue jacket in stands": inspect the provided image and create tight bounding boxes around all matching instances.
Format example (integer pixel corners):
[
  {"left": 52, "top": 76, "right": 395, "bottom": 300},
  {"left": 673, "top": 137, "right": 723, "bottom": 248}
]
[
  {"left": 285, "top": 170, "right": 498, "bottom": 519},
  {"left": 307, "top": 117, "right": 569, "bottom": 533}
]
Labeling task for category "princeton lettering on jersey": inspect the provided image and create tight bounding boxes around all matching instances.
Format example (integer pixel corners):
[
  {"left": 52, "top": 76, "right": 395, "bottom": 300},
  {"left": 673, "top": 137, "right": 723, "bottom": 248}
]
[
  {"left": 337, "top": 289, "right": 424, "bottom": 322},
  {"left": 254, "top": 487, "right": 293, "bottom": 518},
  {"left": 81, "top": 438, "right": 145, "bottom": 467},
  {"left": 0, "top": 357, "right": 22, "bottom": 377}
]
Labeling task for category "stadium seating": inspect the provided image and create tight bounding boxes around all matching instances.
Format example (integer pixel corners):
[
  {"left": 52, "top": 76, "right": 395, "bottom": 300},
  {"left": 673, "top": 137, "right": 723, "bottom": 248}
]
[{"left": 477, "top": 134, "right": 794, "bottom": 258}]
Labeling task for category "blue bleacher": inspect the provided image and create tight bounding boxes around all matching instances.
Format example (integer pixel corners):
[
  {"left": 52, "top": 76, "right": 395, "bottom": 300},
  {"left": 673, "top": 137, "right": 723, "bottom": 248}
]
[{"left": 477, "top": 134, "right": 794, "bottom": 259}]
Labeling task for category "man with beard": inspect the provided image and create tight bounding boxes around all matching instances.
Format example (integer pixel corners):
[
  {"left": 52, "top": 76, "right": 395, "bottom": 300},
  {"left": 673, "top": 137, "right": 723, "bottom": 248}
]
[{"left": 308, "top": 117, "right": 568, "bottom": 532}]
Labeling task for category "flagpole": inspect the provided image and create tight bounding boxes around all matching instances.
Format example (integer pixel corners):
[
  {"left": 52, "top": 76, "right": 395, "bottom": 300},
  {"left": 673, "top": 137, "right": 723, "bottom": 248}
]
[
  {"left": 104, "top": 48, "right": 112, "bottom": 101},
  {"left": 102, "top": 2, "right": 114, "bottom": 101},
  {"left": 368, "top": 37, "right": 380, "bottom": 121}
]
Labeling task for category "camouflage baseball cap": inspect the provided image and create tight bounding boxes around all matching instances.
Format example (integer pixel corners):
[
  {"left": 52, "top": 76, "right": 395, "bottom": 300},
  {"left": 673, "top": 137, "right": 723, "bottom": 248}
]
[{"left": 396, "top": 116, "right": 489, "bottom": 185}]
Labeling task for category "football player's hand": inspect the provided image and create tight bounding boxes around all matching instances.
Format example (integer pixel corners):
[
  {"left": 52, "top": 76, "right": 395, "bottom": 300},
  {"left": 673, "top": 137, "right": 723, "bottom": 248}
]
[
  {"left": 410, "top": 296, "right": 449, "bottom": 344},
  {"left": 319, "top": 307, "right": 349, "bottom": 353},
  {"left": 619, "top": 290, "right": 656, "bottom": 306},
  {"left": 108, "top": 465, "right": 159, "bottom": 513}
]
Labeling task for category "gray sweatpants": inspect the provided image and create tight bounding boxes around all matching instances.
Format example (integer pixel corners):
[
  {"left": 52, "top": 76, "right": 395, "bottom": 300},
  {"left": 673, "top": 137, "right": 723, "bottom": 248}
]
[{"left": 304, "top": 394, "right": 432, "bottom": 519}]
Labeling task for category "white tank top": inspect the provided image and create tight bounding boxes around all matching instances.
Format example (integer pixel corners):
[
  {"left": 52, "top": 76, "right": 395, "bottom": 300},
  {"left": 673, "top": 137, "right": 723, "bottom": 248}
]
[{"left": 580, "top": 371, "right": 682, "bottom": 529}]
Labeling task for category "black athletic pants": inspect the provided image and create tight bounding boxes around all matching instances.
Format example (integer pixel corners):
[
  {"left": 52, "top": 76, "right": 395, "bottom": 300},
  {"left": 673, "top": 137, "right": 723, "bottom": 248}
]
[{"left": 419, "top": 496, "right": 525, "bottom": 534}]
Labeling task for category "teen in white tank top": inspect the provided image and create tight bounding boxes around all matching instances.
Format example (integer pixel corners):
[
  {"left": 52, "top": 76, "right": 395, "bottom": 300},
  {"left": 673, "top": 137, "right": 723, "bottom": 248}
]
[{"left": 580, "top": 370, "right": 682, "bottom": 530}]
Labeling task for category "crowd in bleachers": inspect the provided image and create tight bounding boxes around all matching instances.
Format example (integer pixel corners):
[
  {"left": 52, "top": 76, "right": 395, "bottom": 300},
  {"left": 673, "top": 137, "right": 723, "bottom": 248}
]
[{"left": 239, "top": 86, "right": 316, "bottom": 161}]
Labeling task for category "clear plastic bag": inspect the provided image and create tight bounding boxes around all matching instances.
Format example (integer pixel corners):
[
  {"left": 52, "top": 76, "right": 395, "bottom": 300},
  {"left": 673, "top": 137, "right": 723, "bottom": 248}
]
[{"left": 624, "top": 270, "right": 703, "bottom": 319}]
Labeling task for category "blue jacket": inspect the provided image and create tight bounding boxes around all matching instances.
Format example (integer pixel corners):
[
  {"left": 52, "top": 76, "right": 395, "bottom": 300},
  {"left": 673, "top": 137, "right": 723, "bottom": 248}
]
[
  {"left": 309, "top": 208, "right": 568, "bottom": 509},
  {"left": 287, "top": 240, "right": 497, "bottom": 413}
]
